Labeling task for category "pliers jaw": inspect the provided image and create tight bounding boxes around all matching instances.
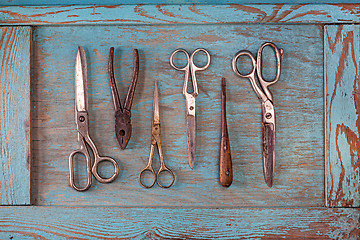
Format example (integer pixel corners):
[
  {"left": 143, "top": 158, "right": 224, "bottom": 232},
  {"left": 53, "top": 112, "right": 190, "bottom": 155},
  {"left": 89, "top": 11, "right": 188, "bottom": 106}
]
[{"left": 115, "top": 109, "right": 132, "bottom": 150}]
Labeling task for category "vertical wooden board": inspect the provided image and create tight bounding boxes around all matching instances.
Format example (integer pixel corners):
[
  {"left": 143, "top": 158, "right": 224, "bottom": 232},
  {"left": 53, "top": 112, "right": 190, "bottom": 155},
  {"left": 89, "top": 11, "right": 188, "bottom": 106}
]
[
  {"left": 325, "top": 25, "right": 360, "bottom": 207},
  {"left": 0, "top": 27, "right": 31, "bottom": 205},
  {"left": 31, "top": 24, "right": 323, "bottom": 207},
  {"left": 324, "top": 25, "right": 360, "bottom": 207}
]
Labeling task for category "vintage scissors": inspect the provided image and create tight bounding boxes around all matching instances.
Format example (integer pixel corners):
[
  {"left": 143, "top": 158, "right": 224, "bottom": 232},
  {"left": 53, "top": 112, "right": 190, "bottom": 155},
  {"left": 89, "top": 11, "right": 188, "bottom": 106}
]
[
  {"left": 108, "top": 47, "right": 139, "bottom": 149},
  {"left": 69, "top": 46, "right": 119, "bottom": 192},
  {"left": 232, "top": 42, "right": 283, "bottom": 187},
  {"left": 139, "top": 81, "right": 175, "bottom": 188},
  {"left": 170, "top": 48, "right": 211, "bottom": 169}
]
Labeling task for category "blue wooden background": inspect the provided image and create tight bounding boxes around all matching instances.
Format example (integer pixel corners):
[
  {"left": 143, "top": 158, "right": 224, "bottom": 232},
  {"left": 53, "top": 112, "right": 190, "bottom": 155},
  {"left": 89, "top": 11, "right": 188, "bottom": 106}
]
[
  {"left": 0, "top": 2, "right": 359, "bottom": 239},
  {"left": 30, "top": 24, "right": 323, "bottom": 207}
]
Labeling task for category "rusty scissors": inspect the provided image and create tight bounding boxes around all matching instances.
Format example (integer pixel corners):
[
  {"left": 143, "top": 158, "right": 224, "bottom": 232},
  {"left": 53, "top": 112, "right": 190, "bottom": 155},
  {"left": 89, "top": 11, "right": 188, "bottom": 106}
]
[
  {"left": 170, "top": 48, "right": 211, "bottom": 169},
  {"left": 139, "top": 81, "right": 175, "bottom": 188},
  {"left": 108, "top": 47, "right": 139, "bottom": 149},
  {"left": 69, "top": 46, "right": 119, "bottom": 191},
  {"left": 232, "top": 42, "right": 283, "bottom": 187}
]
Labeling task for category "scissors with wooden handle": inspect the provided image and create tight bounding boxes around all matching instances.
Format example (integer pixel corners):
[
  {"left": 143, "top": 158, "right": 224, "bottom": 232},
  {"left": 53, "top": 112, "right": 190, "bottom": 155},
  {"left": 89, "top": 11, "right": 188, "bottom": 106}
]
[
  {"left": 139, "top": 81, "right": 175, "bottom": 188},
  {"left": 170, "top": 48, "right": 211, "bottom": 169},
  {"left": 69, "top": 46, "right": 119, "bottom": 192},
  {"left": 108, "top": 47, "right": 139, "bottom": 150},
  {"left": 232, "top": 42, "right": 283, "bottom": 187}
]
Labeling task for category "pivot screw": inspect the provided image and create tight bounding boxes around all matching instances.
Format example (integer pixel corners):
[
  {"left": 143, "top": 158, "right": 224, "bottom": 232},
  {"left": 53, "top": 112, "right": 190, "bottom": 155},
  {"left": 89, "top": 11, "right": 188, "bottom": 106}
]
[
  {"left": 265, "top": 113, "right": 272, "bottom": 119},
  {"left": 79, "top": 116, "right": 85, "bottom": 122}
]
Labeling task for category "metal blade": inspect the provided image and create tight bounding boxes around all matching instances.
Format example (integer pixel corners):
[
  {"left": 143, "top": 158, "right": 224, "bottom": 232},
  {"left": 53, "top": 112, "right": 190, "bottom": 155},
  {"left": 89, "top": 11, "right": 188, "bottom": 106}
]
[
  {"left": 108, "top": 47, "right": 122, "bottom": 112},
  {"left": 124, "top": 49, "right": 139, "bottom": 111},
  {"left": 75, "top": 46, "right": 88, "bottom": 112},
  {"left": 186, "top": 115, "right": 196, "bottom": 169},
  {"left": 263, "top": 123, "right": 275, "bottom": 187},
  {"left": 153, "top": 81, "right": 160, "bottom": 125}
]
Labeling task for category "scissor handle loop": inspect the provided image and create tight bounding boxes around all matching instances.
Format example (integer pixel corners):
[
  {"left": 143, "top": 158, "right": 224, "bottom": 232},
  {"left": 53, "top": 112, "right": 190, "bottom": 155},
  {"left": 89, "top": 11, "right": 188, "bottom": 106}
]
[
  {"left": 92, "top": 156, "right": 119, "bottom": 183},
  {"left": 68, "top": 148, "right": 92, "bottom": 192},
  {"left": 139, "top": 166, "right": 156, "bottom": 188},
  {"left": 170, "top": 48, "right": 190, "bottom": 71},
  {"left": 232, "top": 50, "right": 256, "bottom": 79},
  {"left": 190, "top": 48, "right": 211, "bottom": 71},
  {"left": 256, "top": 42, "right": 282, "bottom": 87},
  {"left": 157, "top": 167, "right": 175, "bottom": 188}
]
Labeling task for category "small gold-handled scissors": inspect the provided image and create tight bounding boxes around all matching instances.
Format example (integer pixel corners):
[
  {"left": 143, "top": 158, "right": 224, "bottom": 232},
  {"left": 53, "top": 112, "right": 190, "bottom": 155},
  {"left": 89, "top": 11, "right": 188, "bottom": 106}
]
[
  {"left": 108, "top": 47, "right": 139, "bottom": 150},
  {"left": 170, "top": 48, "right": 211, "bottom": 169},
  {"left": 69, "top": 46, "right": 119, "bottom": 192},
  {"left": 139, "top": 81, "right": 175, "bottom": 188},
  {"left": 232, "top": 42, "right": 283, "bottom": 187}
]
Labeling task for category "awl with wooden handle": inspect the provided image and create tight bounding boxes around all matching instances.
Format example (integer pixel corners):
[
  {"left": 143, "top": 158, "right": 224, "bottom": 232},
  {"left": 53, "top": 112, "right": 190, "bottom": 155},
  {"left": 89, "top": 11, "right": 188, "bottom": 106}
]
[{"left": 219, "top": 77, "right": 233, "bottom": 187}]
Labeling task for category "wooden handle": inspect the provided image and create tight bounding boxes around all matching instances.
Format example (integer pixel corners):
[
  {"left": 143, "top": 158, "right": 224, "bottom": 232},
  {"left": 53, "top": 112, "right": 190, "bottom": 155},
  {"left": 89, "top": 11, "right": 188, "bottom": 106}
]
[{"left": 219, "top": 78, "right": 233, "bottom": 187}]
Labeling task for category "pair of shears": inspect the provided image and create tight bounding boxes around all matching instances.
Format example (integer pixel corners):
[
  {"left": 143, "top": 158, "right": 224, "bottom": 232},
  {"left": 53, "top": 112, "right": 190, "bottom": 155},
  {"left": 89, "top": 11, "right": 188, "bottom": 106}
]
[
  {"left": 170, "top": 48, "right": 211, "bottom": 169},
  {"left": 139, "top": 81, "right": 175, "bottom": 188},
  {"left": 69, "top": 46, "right": 119, "bottom": 191},
  {"left": 232, "top": 42, "right": 283, "bottom": 187},
  {"left": 108, "top": 47, "right": 139, "bottom": 149}
]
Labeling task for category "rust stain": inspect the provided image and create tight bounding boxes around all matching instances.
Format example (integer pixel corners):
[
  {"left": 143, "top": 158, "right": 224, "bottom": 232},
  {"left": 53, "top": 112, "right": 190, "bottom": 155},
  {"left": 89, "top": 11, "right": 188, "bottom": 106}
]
[{"left": 67, "top": 15, "right": 79, "bottom": 18}]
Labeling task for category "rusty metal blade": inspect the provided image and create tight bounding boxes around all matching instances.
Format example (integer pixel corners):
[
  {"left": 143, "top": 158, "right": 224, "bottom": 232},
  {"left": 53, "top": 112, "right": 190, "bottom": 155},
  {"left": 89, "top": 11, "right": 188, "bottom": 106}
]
[
  {"left": 108, "top": 47, "right": 122, "bottom": 112},
  {"left": 152, "top": 80, "right": 160, "bottom": 125},
  {"left": 75, "top": 46, "right": 88, "bottom": 112},
  {"left": 124, "top": 49, "right": 139, "bottom": 111},
  {"left": 186, "top": 115, "right": 196, "bottom": 169},
  {"left": 263, "top": 123, "right": 275, "bottom": 187}
]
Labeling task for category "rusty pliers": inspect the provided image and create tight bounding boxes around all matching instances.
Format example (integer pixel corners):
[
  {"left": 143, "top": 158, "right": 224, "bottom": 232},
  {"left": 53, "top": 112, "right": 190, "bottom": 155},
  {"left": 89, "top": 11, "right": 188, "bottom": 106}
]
[{"left": 108, "top": 47, "right": 139, "bottom": 149}]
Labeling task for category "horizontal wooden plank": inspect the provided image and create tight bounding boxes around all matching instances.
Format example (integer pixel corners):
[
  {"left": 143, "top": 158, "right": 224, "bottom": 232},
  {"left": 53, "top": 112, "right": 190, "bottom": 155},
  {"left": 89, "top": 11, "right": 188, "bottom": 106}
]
[
  {"left": 2, "top": 4, "right": 360, "bottom": 25},
  {"left": 0, "top": 207, "right": 359, "bottom": 239},
  {"left": 0, "top": 27, "right": 31, "bottom": 205},
  {"left": 31, "top": 24, "right": 323, "bottom": 206},
  {"left": 2, "top": 0, "right": 360, "bottom": 5},
  {"left": 325, "top": 25, "right": 360, "bottom": 207}
]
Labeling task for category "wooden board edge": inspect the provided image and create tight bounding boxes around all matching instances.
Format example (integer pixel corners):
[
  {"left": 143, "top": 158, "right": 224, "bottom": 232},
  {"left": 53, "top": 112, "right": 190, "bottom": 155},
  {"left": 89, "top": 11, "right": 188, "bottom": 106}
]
[{"left": 1, "top": 4, "right": 360, "bottom": 25}]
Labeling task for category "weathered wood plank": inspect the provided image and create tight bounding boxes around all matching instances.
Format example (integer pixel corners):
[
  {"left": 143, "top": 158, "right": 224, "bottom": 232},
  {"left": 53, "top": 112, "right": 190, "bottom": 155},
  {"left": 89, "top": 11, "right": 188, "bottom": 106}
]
[
  {"left": 3, "top": 0, "right": 360, "bottom": 6},
  {"left": 0, "top": 207, "right": 359, "bottom": 239},
  {"left": 31, "top": 24, "right": 323, "bottom": 206},
  {"left": 0, "top": 27, "right": 31, "bottom": 205},
  {"left": 2, "top": 4, "right": 360, "bottom": 25},
  {"left": 325, "top": 25, "right": 360, "bottom": 207}
]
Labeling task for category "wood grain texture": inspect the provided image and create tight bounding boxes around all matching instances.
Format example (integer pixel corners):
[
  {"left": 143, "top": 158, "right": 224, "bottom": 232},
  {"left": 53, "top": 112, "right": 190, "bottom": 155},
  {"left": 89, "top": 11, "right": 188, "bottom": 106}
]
[
  {"left": 0, "top": 27, "right": 31, "bottom": 205},
  {"left": 0, "top": 207, "right": 359, "bottom": 239},
  {"left": 2, "top": 4, "right": 360, "bottom": 25},
  {"left": 325, "top": 25, "right": 360, "bottom": 207},
  {"left": 31, "top": 24, "right": 323, "bottom": 206},
  {"left": 3, "top": 0, "right": 360, "bottom": 6}
]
